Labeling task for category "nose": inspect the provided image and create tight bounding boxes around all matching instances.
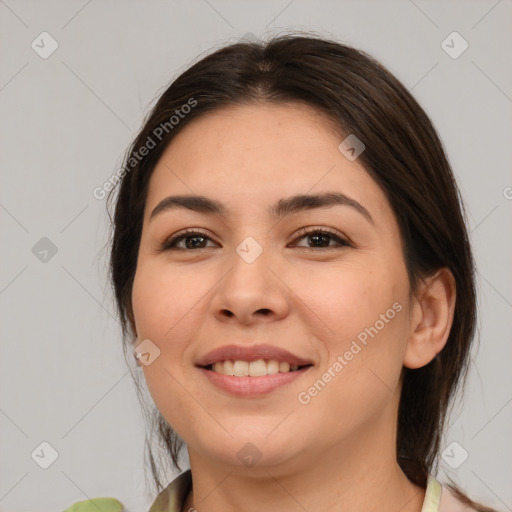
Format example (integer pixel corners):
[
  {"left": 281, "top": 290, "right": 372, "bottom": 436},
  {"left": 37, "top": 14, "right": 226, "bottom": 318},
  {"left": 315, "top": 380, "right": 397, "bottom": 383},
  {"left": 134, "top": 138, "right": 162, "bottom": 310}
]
[{"left": 210, "top": 244, "right": 290, "bottom": 326}]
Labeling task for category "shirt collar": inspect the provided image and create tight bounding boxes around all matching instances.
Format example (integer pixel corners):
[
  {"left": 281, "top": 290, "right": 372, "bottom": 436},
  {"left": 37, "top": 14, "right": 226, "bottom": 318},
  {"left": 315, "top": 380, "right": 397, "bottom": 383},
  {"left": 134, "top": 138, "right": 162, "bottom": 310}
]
[
  {"left": 147, "top": 470, "right": 442, "bottom": 512},
  {"left": 148, "top": 469, "right": 192, "bottom": 512}
]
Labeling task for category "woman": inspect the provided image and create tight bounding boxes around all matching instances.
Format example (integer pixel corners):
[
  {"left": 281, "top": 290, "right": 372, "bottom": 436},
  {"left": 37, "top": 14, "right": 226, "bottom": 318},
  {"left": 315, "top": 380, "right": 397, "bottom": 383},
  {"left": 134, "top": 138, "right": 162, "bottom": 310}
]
[{"left": 65, "top": 33, "right": 500, "bottom": 512}]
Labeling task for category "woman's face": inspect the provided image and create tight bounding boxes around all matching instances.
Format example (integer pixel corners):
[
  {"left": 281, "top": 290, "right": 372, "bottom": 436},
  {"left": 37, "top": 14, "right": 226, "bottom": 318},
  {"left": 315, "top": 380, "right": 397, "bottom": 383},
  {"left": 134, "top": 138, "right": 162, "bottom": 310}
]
[{"left": 131, "top": 102, "right": 414, "bottom": 472}]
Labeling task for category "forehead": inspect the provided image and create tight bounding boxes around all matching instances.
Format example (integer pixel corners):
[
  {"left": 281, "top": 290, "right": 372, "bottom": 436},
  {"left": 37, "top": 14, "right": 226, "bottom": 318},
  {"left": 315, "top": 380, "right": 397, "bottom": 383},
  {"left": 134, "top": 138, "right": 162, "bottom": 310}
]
[
  {"left": 165, "top": 101, "right": 344, "bottom": 165},
  {"left": 144, "top": 102, "right": 389, "bottom": 219}
]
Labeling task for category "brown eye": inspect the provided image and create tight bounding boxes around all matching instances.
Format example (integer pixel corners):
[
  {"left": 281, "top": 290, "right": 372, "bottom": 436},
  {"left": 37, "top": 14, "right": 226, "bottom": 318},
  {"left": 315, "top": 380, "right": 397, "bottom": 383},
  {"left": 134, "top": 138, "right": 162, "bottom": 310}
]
[
  {"left": 292, "top": 228, "right": 351, "bottom": 249},
  {"left": 160, "top": 229, "right": 217, "bottom": 251},
  {"left": 159, "top": 227, "right": 352, "bottom": 252}
]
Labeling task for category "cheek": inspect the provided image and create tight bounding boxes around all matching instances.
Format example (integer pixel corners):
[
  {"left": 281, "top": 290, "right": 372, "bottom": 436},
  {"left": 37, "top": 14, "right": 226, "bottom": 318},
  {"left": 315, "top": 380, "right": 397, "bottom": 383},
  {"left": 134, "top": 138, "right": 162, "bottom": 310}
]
[
  {"left": 131, "top": 262, "right": 203, "bottom": 342},
  {"left": 292, "top": 262, "right": 404, "bottom": 350},
  {"left": 130, "top": 262, "right": 217, "bottom": 404},
  {"left": 293, "top": 264, "right": 408, "bottom": 407},
  {"left": 296, "top": 302, "right": 408, "bottom": 442},
  {"left": 131, "top": 264, "right": 207, "bottom": 433}
]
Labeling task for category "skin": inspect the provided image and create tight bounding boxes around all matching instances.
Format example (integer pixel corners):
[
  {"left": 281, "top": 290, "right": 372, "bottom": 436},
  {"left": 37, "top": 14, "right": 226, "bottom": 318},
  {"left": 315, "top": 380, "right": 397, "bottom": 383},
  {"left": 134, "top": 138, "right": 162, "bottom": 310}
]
[{"left": 131, "top": 102, "right": 456, "bottom": 512}]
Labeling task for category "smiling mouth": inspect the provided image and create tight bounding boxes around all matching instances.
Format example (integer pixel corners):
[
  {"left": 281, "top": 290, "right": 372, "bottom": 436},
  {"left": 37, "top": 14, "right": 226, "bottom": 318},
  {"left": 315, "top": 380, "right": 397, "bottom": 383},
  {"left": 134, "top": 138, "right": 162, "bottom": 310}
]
[{"left": 201, "top": 359, "right": 313, "bottom": 377}]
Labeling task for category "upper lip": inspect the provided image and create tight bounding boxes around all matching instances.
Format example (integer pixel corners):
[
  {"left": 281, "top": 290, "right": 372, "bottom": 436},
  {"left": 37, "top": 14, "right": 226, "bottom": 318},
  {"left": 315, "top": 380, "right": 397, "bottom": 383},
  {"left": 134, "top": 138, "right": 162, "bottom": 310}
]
[{"left": 195, "top": 344, "right": 314, "bottom": 367}]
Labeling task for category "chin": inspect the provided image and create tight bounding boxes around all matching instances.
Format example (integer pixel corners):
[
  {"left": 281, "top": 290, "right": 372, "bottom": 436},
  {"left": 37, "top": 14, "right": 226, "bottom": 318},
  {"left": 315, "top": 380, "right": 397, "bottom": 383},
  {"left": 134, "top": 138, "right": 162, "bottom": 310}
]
[{"left": 191, "top": 430, "right": 302, "bottom": 471}]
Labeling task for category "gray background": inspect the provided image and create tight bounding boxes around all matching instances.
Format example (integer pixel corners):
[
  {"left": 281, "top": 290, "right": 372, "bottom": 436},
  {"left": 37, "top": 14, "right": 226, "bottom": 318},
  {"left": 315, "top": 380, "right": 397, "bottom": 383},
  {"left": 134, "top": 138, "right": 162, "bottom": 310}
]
[{"left": 1, "top": 1, "right": 511, "bottom": 511}]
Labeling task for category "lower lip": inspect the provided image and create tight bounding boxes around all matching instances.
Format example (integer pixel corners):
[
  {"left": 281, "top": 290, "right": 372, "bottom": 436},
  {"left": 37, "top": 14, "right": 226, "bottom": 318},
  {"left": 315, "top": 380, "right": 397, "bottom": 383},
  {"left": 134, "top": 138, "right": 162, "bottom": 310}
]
[{"left": 197, "top": 366, "right": 312, "bottom": 396}]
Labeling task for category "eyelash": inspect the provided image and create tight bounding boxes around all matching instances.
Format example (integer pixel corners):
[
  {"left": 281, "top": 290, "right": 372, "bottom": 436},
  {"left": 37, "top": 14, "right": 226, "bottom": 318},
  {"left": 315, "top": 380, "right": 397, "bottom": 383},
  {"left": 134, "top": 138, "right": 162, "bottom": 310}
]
[{"left": 159, "top": 227, "right": 352, "bottom": 252}]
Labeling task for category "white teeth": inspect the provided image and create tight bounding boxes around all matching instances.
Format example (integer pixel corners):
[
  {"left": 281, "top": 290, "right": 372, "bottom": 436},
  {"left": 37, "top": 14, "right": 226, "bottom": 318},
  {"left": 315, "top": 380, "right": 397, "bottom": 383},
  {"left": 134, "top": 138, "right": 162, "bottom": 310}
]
[
  {"left": 249, "top": 359, "right": 267, "bottom": 377},
  {"left": 279, "top": 361, "right": 290, "bottom": 373},
  {"left": 223, "top": 360, "right": 235, "bottom": 376},
  {"left": 233, "top": 360, "right": 249, "bottom": 377},
  {"left": 210, "top": 359, "right": 303, "bottom": 376},
  {"left": 267, "top": 360, "right": 279, "bottom": 375}
]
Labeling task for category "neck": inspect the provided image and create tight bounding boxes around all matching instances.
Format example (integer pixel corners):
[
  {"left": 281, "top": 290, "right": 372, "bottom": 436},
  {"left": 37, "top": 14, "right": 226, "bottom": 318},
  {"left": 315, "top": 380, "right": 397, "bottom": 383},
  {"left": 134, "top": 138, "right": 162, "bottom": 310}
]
[{"left": 181, "top": 423, "right": 426, "bottom": 512}]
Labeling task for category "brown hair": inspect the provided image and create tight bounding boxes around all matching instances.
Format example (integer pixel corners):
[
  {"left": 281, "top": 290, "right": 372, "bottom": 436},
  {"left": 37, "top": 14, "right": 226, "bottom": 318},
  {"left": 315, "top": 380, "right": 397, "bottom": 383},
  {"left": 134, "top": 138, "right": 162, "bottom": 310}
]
[{"left": 107, "top": 32, "right": 496, "bottom": 510}]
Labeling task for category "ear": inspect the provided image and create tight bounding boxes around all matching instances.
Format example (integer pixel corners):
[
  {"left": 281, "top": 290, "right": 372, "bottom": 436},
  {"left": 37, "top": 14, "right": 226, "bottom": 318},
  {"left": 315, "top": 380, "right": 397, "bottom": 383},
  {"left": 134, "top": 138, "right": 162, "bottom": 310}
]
[{"left": 403, "top": 268, "right": 456, "bottom": 369}]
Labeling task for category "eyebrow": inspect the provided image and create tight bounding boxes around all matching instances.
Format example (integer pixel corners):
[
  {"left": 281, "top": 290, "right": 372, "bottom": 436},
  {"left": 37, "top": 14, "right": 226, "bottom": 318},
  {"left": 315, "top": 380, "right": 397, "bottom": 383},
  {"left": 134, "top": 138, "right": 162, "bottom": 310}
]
[{"left": 149, "top": 192, "right": 374, "bottom": 225}]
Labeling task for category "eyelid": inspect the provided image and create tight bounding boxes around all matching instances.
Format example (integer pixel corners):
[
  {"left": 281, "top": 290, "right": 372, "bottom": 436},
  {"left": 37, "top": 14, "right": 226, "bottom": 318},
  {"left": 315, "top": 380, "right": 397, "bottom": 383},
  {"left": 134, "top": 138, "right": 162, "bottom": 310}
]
[
  {"left": 158, "top": 228, "right": 218, "bottom": 252},
  {"left": 290, "top": 226, "right": 353, "bottom": 248},
  {"left": 158, "top": 225, "right": 353, "bottom": 252}
]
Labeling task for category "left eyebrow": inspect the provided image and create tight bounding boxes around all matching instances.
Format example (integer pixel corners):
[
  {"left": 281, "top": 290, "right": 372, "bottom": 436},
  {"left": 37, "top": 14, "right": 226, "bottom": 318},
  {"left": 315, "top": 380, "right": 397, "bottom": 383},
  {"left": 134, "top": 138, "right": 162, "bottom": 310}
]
[
  {"left": 269, "top": 192, "right": 374, "bottom": 225},
  {"left": 149, "top": 192, "right": 374, "bottom": 225}
]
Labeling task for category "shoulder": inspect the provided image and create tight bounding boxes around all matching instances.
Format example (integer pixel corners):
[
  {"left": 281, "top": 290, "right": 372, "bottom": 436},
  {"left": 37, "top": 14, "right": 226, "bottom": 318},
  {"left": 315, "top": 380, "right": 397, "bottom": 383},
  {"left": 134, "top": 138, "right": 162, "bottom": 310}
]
[
  {"left": 439, "top": 486, "right": 479, "bottom": 512},
  {"left": 62, "top": 497, "right": 123, "bottom": 512},
  {"left": 439, "top": 484, "right": 500, "bottom": 512},
  {"left": 425, "top": 474, "right": 495, "bottom": 512},
  {"left": 148, "top": 469, "right": 192, "bottom": 512},
  {"left": 62, "top": 470, "right": 192, "bottom": 512}
]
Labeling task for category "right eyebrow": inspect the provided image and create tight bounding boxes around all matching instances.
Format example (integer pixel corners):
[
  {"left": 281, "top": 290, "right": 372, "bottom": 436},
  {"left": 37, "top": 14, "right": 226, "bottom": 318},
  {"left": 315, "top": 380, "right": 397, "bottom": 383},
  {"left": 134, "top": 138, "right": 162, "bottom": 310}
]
[{"left": 150, "top": 195, "right": 225, "bottom": 221}]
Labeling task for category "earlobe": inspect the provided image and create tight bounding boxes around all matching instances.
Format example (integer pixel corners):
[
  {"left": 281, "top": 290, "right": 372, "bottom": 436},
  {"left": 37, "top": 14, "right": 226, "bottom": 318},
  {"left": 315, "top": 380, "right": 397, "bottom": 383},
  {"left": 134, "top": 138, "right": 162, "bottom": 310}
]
[{"left": 403, "top": 268, "right": 456, "bottom": 370}]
